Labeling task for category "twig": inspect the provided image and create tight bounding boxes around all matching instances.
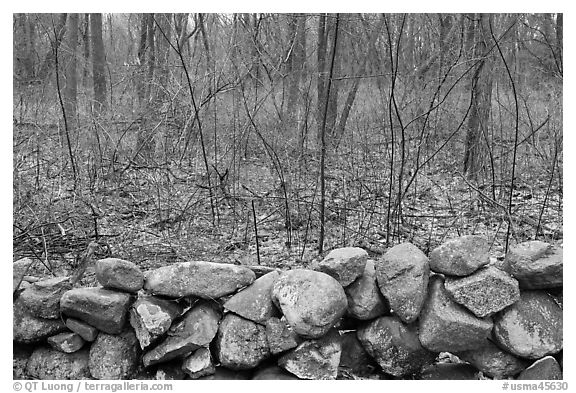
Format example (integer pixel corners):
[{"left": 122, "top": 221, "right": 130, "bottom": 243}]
[{"left": 252, "top": 200, "right": 261, "bottom": 265}]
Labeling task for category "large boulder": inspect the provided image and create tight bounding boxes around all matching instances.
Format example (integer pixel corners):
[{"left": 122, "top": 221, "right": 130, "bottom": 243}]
[
  {"left": 96, "top": 258, "right": 144, "bottom": 293},
  {"left": 13, "top": 344, "right": 32, "bottom": 379},
  {"left": 13, "top": 257, "right": 34, "bottom": 292},
  {"left": 13, "top": 298, "right": 67, "bottom": 344},
  {"left": 375, "top": 243, "right": 429, "bottom": 323},
  {"left": 60, "top": 287, "right": 132, "bottom": 334},
  {"left": 278, "top": 330, "right": 342, "bottom": 380},
  {"left": 444, "top": 266, "right": 520, "bottom": 317},
  {"left": 418, "top": 276, "right": 493, "bottom": 352},
  {"left": 215, "top": 313, "right": 270, "bottom": 370},
  {"left": 457, "top": 340, "right": 528, "bottom": 379},
  {"left": 182, "top": 347, "right": 215, "bottom": 379},
  {"left": 517, "top": 356, "right": 562, "bottom": 380},
  {"left": 345, "top": 259, "right": 389, "bottom": 320},
  {"left": 143, "top": 301, "right": 220, "bottom": 367},
  {"left": 144, "top": 261, "right": 255, "bottom": 299},
  {"left": 429, "top": 235, "right": 490, "bottom": 276},
  {"left": 65, "top": 318, "right": 99, "bottom": 342},
  {"left": 18, "top": 276, "right": 72, "bottom": 319},
  {"left": 272, "top": 269, "right": 348, "bottom": 338},
  {"left": 223, "top": 271, "right": 280, "bottom": 323},
  {"left": 265, "top": 317, "right": 300, "bottom": 355},
  {"left": 47, "top": 332, "right": 85, "bottom": 353},
  {"left": 338, "top": 331, "right": 377, "bottom": 377},
  {"left": 357, "top": 315, "right": 434, "bottom": 377},
  {"left": 130, "top": 295, "right": 185, "bottom": 349},
  {"left": 26, "top": 347, "right": 90, "bottom": 379},
  {"left": 494, "top": 291, "right": 562, "bottom": 359},
  {"left": 89, "top": 331, "right": 140, "bottom": 379},
  {"left": 502, "top": 241, "right": 562, "bottom": 289},
  {"left": 316, "top": 247, "right": 368, "bottom": 287}
]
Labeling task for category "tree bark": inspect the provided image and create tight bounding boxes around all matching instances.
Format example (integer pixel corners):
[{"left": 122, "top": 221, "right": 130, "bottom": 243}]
[
  {"left": 90, "top": 13, "right": 107, "bottom": 114},
  {"left": 64, "top": 13, "right": 79, "bottom": 134},
  {"left": 37, "top": 13, "right": 68, "bottom": 82}
]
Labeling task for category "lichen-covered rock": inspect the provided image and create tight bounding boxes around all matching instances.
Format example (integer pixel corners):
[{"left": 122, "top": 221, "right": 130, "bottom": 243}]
[
  {"left": 182, "top": 348, "right": 215, "bottom": 379},
  {"left": 26, "top": 347, "right": 90, "bottom": 379},
  {"left": 429, "top": 235, "right": 490, "bottom": 276},
  {"left": 130, "top": 295, "right": 184, "bottom": 349},
  {"left": 419, "top": 276, "right": 493, "bottom": 352},
  {"left": 494, "top": 291, "right": 562, "bottom": 359},
  {"left": 316, "top": 247, "right": 368, "bottom": 287},
  {"left": 60, "top": 288, "right": 132, "bottom": 334},
  {"left": 517, "top": 356, "right": 562, "bottom": 380},
  {"left": 13, "top": 257, "right": 36, "bottom": 293},
  {"left": 457, "top": 340, "right": 528, "bottom": 379},
  {"left": 339, "top": 331, "right": 377, "bottom": 377},
  {"left": 13, "top": 299, "right": 67, "bottom": 344},
  {"left": 143, "top": 301, "right": 220, "bottom": 367},
  {"left": 216, "top": 313, "right": 270, "bottom": 370},
  {"left": 502, "top": 241, "right": 562, "bottom": 289},
  {"left": 19, "top": 276, "right": 72, "bottom": 319},
  {"left": 47, "top": 332, "right": 85, "bottom": 353},
  {"left": 13, "top": 344, "right": 33, "bottom": 379},
  {"left": 89, "top": 331, "right": 140, "bottom": 379},
  {"left": 278, "top": 330, "right": 342, "bottom": 380},
  {"left": 375, "top": 243, "right": 429, "bottom": 323},
  {"left": 252, "top": 365, "right": 299, "bottom": 380},
  {"left": 224, "top": 271, "right": 280, "bottom": 323},
  {"left": 144, "top": 261, "right": 255, "bottom": 299},
  {"left": 265, "top": 317, "right": 300, "bottom": 355},
  {"left": 345, "top": 259, "right": 388, "bottom": 320},
  {"left": 272, "top": 269, "right": 348, "bottom": 338},
  {"left": 96, "top": 258, "right": 144, "bottom": 293},
  {"left": 444, "top": 266, "right": 520, "bottom": 317},
  {"left": 65, "top": 318, "right": 99, "bottom": 342},
  {"left": 419, "top": 363, "right": 479, "bottom": 380},
  {"left": 357, "top": 316, "right": 434, "bottom": 377}
]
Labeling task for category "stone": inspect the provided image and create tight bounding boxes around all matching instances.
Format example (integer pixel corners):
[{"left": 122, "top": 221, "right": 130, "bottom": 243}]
[
  {"left": 60, "top": 287, "right": 132, "bottom": 334},
  {"left": 444, "top": 266, "right": 520, "bottom": 317},
  {"left": 89, "top": 331, "right": 140, "bottom": 379},
  {"left": 494, "top": 291, "right": 562, "bottom": 359},
  {"left": 457, "top": 340, "right": 528, "bottom": 379},
  {"left": 13, "top": 344, "right": 33, "bottom": 379},
  {"left": 47, "top": 332, "right": 85, "bottom": 353},
  {"left": 13, "top": 298, "right": 67, "bottom": 344},
  {"left": 429, "top": 235, "right": 490, "bottom": 276},
  {"left": 65, "top": 318, "right": 99, "bottom": 342},
  {"left": 182, "top": 347, "right": 215, "bottom": 379},
  {"left": 265, "top": 317, "right": 300, "bottom": 355},
  {"left": 272, "top": 269, "right": 348, "bottom": 338},
  {"left": 345, "top": 259, "right": 388, "bottom": 320},
  {"left": 197, "top": 367, "right": 252, "bottom": 380},
  {"left": 143, "top": 301, "right": 220, "bottom": 367},
  {"left": 375, "top": 243, "right": 429, "bottom": 323},
  {"left": 419, "top": 276, "right": 493, "bottom": 352},
  {"left": 316, "top": 247, "right": 368, "bottom": 287},
  {"left": 248, "top": 265, "right": 281, "bottom": 278},
  {"left": 278, "top": 330, "right": 342, "bottom": 380},
  {"left": 224, "top": 271, "right": 280, "bottom": 323},
  {"left": 130, "top": 295, "right": 185, "bottom": 349},
  {"left": 357, "top": 316, "right": 435, "bottom": 377},
  {"left": 26, "top": 347, "right": 90, "bottom": 379},
  {"left": 252, "top": 365, "right": 299, "bottom": 380},
  {"left": 338, "top": 331, "right": 377, "bottom": 377},
  {"left": 155, "top": 360, "right": 186, "bottom": 380},
  {"left": 517, "top": 356, "right": 562, "bottom": 380},
  {"left": 503, "top": 241, "right": 562, "bottom": 289},
  {"left": 144, "top": 261, "right": 255, "bottom": 299},
  {"left": 96, "top": 258, "right": 144, "bottom": 293},
  {"left": 216, "top": 313, "right": 270, "bottom": 370},
  {"left": 19, "top": 276, "right": 72, "bottom": 319},
  {"left": 13, "top": 257, "right": 34, "bottom": 292},
  {"left": 419, "top": 363, "right": 478, "bottom": 380}
]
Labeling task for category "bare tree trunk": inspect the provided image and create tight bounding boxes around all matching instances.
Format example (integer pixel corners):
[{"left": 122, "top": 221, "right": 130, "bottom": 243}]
[
  {"left": 464, "top": 13, "right": 493, "bottom": 181},
  {"left": 64, "top": 13, "right": 79, "bottom": 139},
  {"left": 90, "top": 13, "right": 107, "bottom": 114},
  {"left": 14, "top": 14, "right": 36, "bottom": 83},
  {"left": 37, "top": 13, "right": 67, "bottom": 82},
  {"left": 556, "top": 13, "right": 563, "bottom": 75},
  {"left": 286, "top": 14, "right": 306, "bottom": 123}
]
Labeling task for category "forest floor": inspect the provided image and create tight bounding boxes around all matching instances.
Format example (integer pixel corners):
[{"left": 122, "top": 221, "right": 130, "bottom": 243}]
[{"left": 13, "top": 122, "right": 563, "bottom": 281}]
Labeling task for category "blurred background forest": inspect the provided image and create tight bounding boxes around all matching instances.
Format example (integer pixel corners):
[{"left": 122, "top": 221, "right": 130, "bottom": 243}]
[{"left": 12, "top": 13, "right": 562, "bottom": 274}]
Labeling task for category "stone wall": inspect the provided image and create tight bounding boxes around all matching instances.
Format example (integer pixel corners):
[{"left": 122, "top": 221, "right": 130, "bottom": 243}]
[{"left": 13, "top": 236, "right": 563, "bottom": 380}]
